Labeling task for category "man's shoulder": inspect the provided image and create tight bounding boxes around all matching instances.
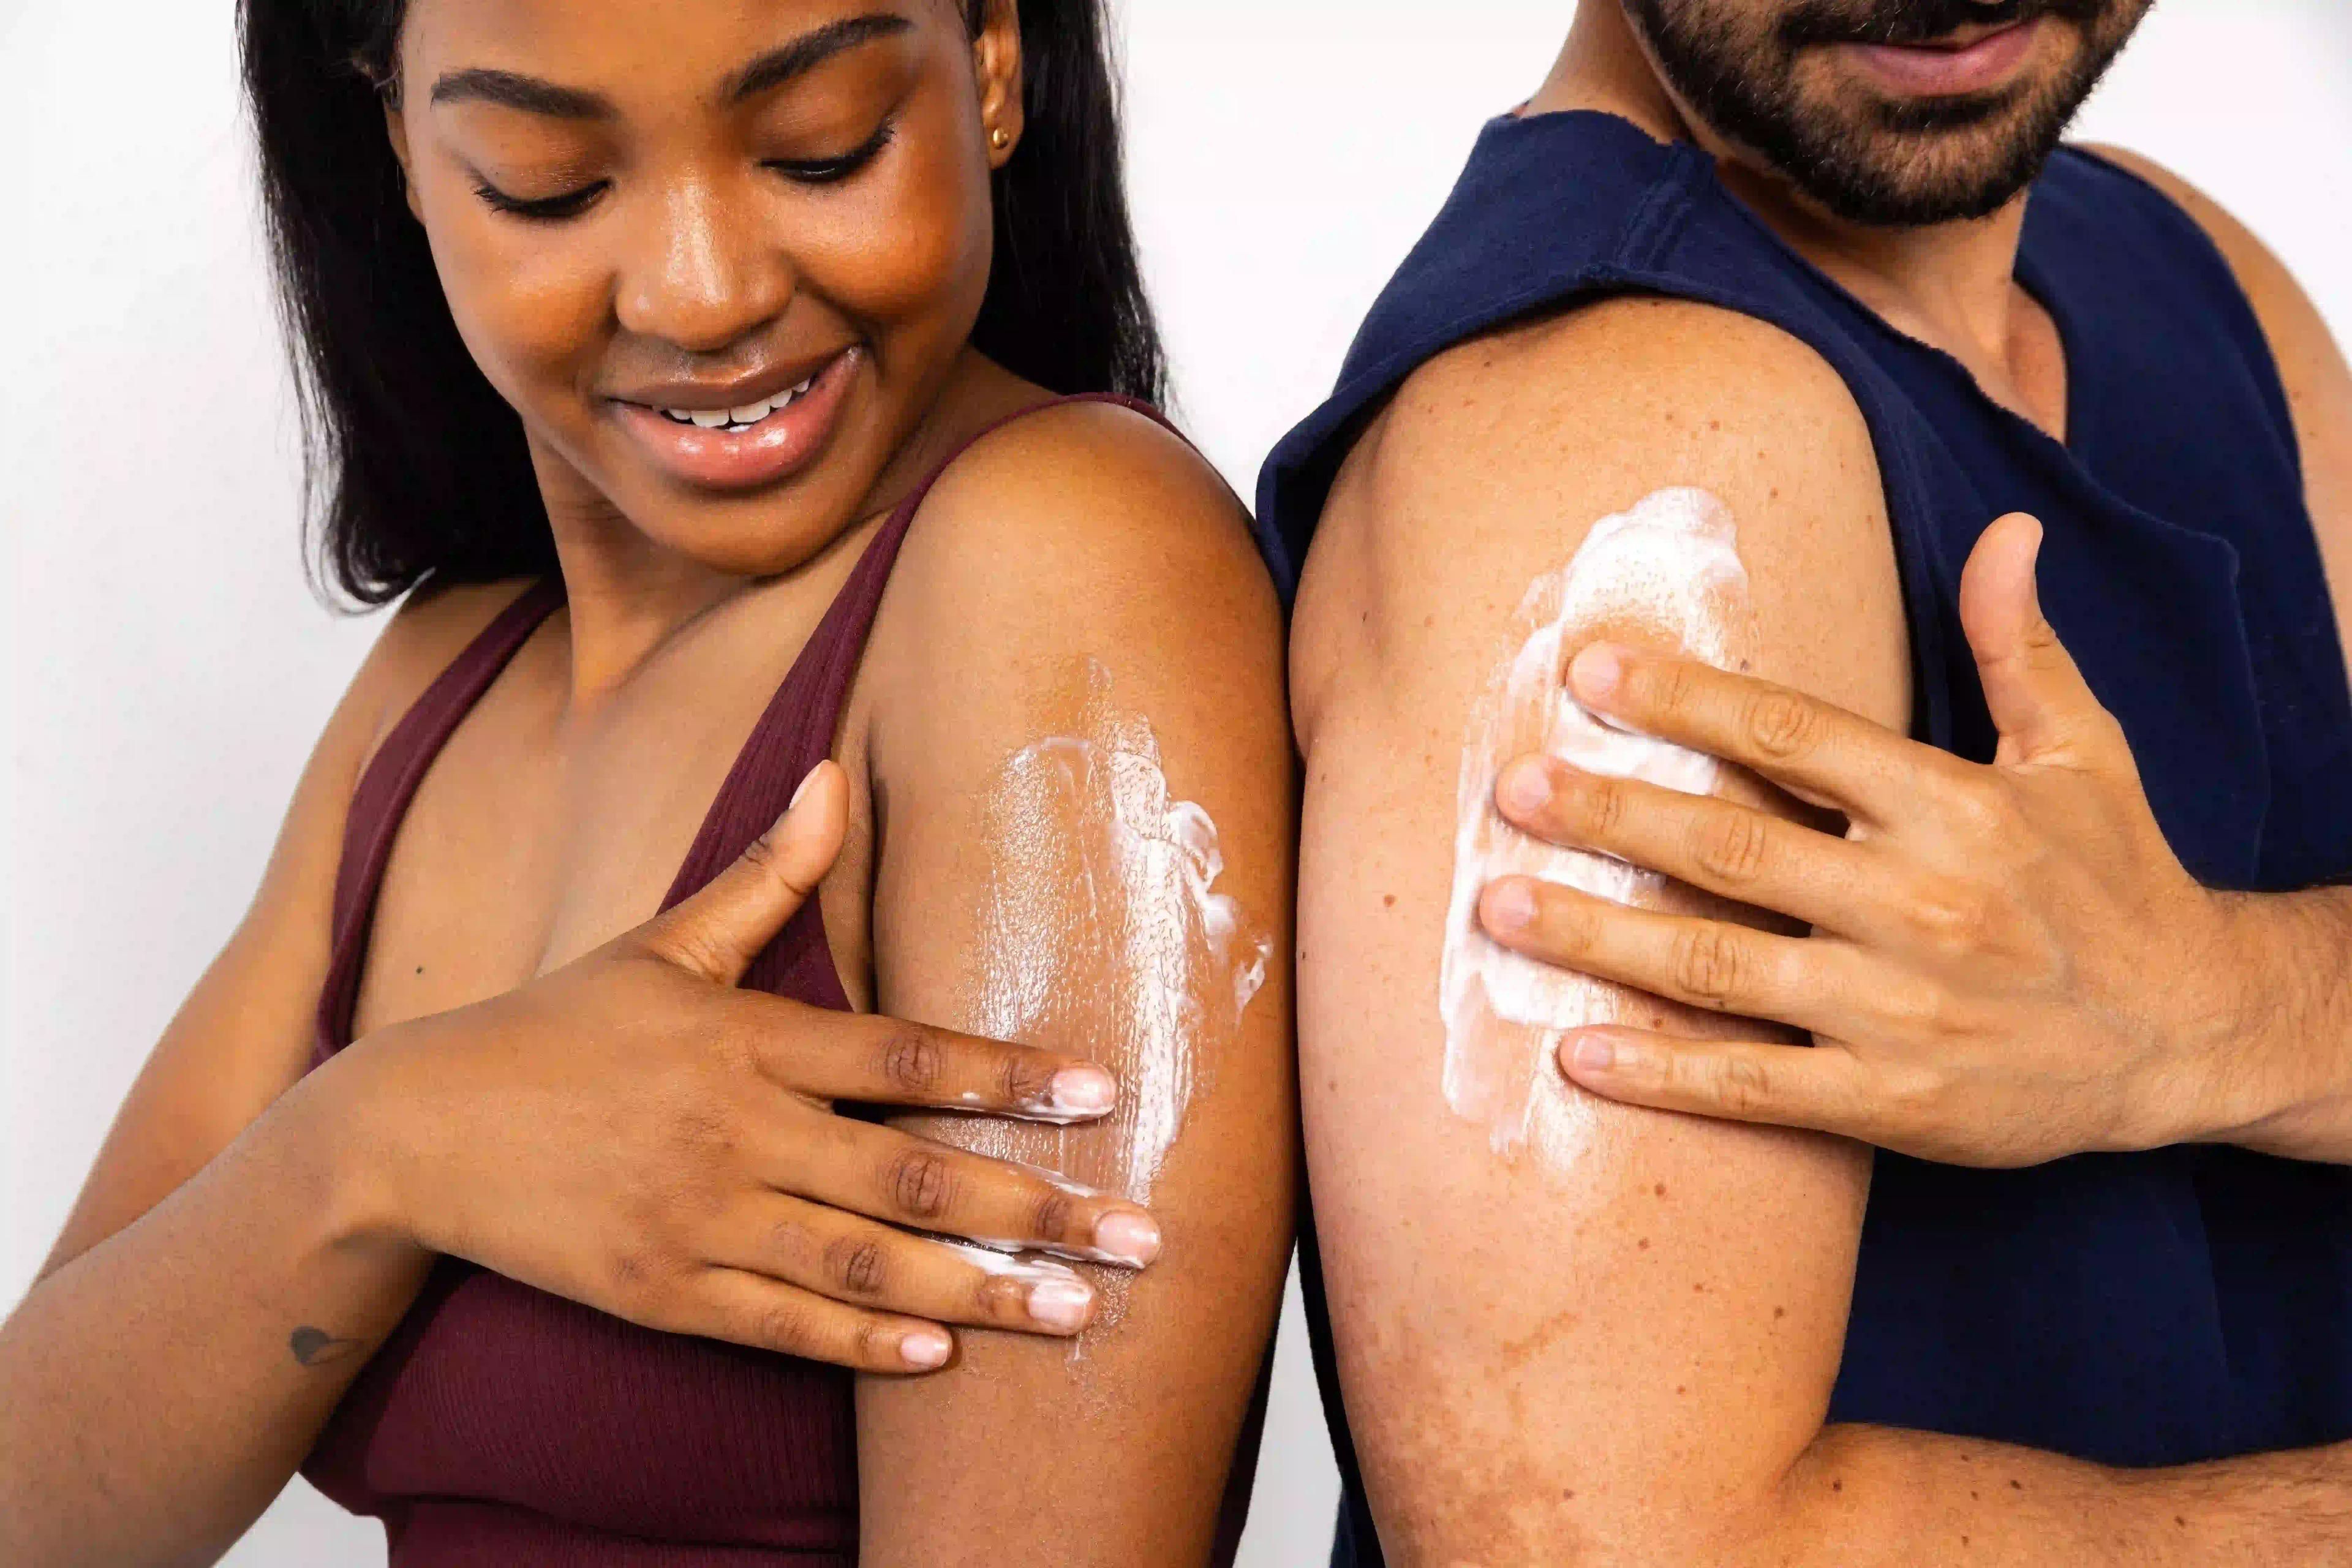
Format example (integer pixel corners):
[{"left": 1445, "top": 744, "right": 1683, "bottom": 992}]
[
  {"left": 1294, "top": 292, "right": 1902, "bottom": 734},
  {"left": 1313, "top": 293, "right": 1883, "bottom": 591},
  {"left": 1371, "top": 294, "right": 1868, "bottom": 484},
  {"left": 2069, "top": 144, "right": 2316, "bottom": 341}
]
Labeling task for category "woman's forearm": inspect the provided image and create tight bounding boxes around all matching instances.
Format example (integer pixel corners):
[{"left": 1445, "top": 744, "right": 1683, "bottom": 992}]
[{"left": 0, "top": 1052, "right": 430, "bottom": 1568}]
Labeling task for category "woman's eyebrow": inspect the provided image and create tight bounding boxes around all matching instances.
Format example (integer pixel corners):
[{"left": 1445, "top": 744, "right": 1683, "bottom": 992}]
[
  {"left": 429, "top": 69, "right": 611, "bottom": 119},
  {"left": 721, "top": 13, "right": 914, "bottom": 105},
  {"left": 426, "top": 13, "right": 914, "bottom": 121}
]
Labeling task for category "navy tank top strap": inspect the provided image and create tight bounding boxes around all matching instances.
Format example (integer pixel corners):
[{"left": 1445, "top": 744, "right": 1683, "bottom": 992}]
[
  {"left": 315, "top": 578, "right": 565, "bottom": 1060},
  {"left": 662, "top": 391, "right": 1185, "bottom": 1010}
]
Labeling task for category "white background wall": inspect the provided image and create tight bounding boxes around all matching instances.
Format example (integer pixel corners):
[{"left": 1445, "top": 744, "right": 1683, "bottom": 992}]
[{"left": 5, "top": 2, "right": 2349, "bottom": 1563}]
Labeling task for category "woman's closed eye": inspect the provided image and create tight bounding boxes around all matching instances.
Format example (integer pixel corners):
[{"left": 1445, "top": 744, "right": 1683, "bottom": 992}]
[
  {"left": 468, "top": 119, "right": 897, "bottom": 222},
  {"left": 472, "top": 179, "right": 609, "bottom": 222},
  {"left": 764, "top": 118, "right": 897, "bottom": 186}
]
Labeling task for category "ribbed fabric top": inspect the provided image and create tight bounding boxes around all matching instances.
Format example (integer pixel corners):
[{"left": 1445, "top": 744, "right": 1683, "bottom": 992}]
[{"left": 302, "top": 393, "right": 1167, "bottom": 1564}]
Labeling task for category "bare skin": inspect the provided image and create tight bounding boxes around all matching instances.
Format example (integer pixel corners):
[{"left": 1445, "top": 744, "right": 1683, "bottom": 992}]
[
  {"left": 0, "top": 2, "right": 1292, "bottom": 1564},
  {"left": 1295, "top": 3, "right": 2352, "bottom": 1565}
]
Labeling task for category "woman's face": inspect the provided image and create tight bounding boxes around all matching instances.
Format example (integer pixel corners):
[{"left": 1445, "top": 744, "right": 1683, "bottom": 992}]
[{"left": 387, "top": 0, "right": 1018, "bottom": 576}]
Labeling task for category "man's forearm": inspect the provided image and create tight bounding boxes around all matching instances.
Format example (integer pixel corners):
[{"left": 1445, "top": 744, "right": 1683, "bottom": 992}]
[
  {"left": 2204, "top": 886, "right": 2352, "bottom": 1163},
  {"left": 1741, "top": 1423, "right": 2352, "bottom": 1568}
]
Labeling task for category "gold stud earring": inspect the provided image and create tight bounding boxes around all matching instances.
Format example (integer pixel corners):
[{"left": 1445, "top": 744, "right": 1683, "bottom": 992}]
[{"left": 990, "top": 126, "right": 1012, "bottom": 151}]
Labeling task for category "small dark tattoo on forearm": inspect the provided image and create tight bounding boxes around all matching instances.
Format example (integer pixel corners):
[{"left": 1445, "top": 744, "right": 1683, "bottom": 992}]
[{"left": 288, "top": 1326, "right": 364, "bottom": 1368}]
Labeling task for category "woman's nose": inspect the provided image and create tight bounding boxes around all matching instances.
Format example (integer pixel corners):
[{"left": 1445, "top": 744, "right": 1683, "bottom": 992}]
[{"left": 613, "top": 176, "right": 793, "bottom": 354}]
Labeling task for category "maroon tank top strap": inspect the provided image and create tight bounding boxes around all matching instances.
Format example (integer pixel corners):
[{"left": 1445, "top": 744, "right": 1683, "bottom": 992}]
[
  {"left": 660, "top": 393, "right": 1182, "bottom": 1010},
  {"left": 315, "top": 579, "right": 567, "bottom": 1058}
]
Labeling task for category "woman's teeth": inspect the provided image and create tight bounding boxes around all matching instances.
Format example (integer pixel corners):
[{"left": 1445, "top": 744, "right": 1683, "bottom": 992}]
[{"left": 657, "top": 374, "right": 816, "bottom": 431}]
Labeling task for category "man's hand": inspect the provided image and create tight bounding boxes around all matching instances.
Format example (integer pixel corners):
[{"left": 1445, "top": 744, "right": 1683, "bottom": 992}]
[{"left": 1474, "top": 512, "right": 2315, "bottom": 1167}]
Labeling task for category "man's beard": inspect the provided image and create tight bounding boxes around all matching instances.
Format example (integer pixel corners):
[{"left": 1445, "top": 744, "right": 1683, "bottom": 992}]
[{"left": 1621, "top": 0, "right": 2150, "bottom": 226}]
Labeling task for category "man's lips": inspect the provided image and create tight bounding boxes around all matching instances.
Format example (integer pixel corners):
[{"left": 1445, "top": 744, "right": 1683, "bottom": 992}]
[{"left": 1835, "top": 16, "right": 2046, "bottom": 96}]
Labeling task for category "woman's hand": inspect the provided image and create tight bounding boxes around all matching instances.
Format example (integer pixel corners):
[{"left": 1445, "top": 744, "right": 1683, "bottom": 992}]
[
  {"left": 1473, "top": 514, "right": 2286, "bottom": 1167},
  {"left": 334, "top": 762, "right": 1159, "bottom": 1370}
]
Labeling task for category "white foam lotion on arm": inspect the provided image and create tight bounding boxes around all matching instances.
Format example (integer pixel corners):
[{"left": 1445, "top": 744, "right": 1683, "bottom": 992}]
[{"left": 1441, "top": 487, "right": 1758, "bottom": 1172}]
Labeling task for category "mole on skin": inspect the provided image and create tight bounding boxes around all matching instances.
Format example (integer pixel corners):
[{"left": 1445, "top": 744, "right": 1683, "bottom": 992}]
[{"left": 1438, "top": 488, "right": 1757, "bottom": 1176}]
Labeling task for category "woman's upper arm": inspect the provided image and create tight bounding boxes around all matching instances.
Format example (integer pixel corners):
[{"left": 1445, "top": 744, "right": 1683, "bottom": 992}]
[
  {"left": 854, "top": 404, "right": 1297, "bottom": 1567},
  {"left": 1291, "top": 301, "right": 1909, "bottom": 1566},
  {"left": 37, "top": 583, "right": 527, "bottom": 1281}
]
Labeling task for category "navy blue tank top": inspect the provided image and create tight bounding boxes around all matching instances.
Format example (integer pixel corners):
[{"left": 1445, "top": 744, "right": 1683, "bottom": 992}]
[{"left": 1256, "top": 110, "right": 2352, "bottom": 1564}]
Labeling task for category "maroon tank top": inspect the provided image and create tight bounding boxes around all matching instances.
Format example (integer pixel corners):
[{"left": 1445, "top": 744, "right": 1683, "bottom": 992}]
[{"left": 301, "top": 395, "right": 1172, "bottom": 1565}]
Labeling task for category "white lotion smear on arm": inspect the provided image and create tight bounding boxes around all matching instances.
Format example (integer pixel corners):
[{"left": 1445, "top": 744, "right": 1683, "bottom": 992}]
[
  {"left": 1440, "top": 487, "right": 1757, "bottom": 1174},
  {"left": 968, "top": 659, "right": 1271, "bottom": 1204}
]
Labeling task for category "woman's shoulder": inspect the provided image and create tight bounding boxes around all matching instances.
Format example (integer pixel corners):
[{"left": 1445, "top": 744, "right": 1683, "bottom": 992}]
[
  {"left": 894, "top": 397, "right": 1274, "bottom": 636},
  {"left": 347, "top": 576, "right": 549, "bottom": 767},
  {"left": 865, "top": 396, "right": 1284, "bottom": 748}
]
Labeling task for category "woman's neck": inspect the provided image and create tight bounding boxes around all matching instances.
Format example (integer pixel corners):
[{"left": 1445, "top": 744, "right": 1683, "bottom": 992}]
[{"left": 527, "top": 347, "right": 1043, "bottom": 707}]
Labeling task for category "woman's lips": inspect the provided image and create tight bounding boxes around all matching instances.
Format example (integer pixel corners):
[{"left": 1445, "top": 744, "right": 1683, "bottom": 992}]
[
  {"left": 1837, "top": 17, "right": 2046, "bottom": 97},
  {"left": 609, "top": 346, "right": 859, "bottom": 492}
]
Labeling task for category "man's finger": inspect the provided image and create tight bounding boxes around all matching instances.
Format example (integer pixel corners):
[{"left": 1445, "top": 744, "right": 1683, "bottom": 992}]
[
  {"left": 1564, "top": 644, "right": 1966, "bottom": 827},
  {"left": 636, "top": 761, "right": 849, "bottom": 984},
  {"left": 1493, "top": 757, "right": 1900, "bottom": 939},
  {"left": 1957, "top": 513, "right": 2109, "bottom": 765},
  {"left": 1558, "top": 1027, "right": 1882, "bottom": 1139},
  {"left": 1477, "top": 876, "right": 1858, "bottom": 1038}
]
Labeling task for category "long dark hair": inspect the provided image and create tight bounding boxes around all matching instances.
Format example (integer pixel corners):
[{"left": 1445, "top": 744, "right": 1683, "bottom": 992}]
[{"left": 241, "top": 0, "right": 1168, "bottom": 606}]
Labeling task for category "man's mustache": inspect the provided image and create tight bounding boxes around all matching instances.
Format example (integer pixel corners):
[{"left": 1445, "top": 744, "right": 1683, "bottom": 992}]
[{"left": 1780, "top": 0, "right": 2109, "bottom": 50}]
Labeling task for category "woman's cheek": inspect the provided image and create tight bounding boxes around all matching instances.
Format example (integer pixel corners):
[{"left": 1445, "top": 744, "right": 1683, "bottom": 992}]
[
  {"left": 417, "top": 184, "right": 609, "bottom": 429},
  {"left": 810, "top": 145, "right": 994, "bottom": 334}
]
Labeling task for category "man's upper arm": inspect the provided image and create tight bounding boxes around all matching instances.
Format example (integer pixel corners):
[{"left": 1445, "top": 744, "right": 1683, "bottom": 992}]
[
  {"left": 1292, "top": 298, "right": 1909, "bottom": 1564},
  {"left": 852, "top": 404, "right": 1297, "bottom": 1567}
]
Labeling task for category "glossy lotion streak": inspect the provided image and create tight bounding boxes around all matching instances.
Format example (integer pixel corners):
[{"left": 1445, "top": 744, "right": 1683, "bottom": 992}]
[
  {"left": 1439, "top": 488, "right": 1757, "bottom": 1173},
  {"left": 972, "top": 663, "right": 1271, "bottom": 1209}
]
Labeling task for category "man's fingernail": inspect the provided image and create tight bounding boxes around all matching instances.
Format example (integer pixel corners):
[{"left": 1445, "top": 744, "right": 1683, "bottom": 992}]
[
  {"left": 1027, "top": 1278, "right": 1095, "bottom": 1332},
  {"left": 1567, "top": 1032, "right": 1616, "bottom": 1074},
  {"left": 1093, "top": 1211, "right": 1162, "bottom": 1267},
  {"left": 1499, "top": 759, "right": 1554, "bottom": 816},
  {"left": 900, "top": 1328, "right": 952, "bottom": 1368},
  {"left": 1486, "top": 881, "right": 1538, "bottom": 932},
  {"left": 1572, "top": 644, "right": 1624, "bottom": 702},
  {"left": 1047, "top": 1065, "right": 1117, "bottom": 1118}
]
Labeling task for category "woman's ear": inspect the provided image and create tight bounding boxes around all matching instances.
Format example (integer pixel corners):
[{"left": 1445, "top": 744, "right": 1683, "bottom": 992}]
[{"left": 970, "top": 0, "right": 1026, "bottom": 170}]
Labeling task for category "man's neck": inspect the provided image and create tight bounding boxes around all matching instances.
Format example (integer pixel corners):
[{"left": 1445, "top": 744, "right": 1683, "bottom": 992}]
[{"left": 1527, "top": 6, "right": 2067, "bottom": 439}]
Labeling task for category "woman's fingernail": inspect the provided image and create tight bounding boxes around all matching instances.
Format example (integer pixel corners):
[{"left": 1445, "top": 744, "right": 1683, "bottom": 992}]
[
  {"left": 1571, "top": 644, "right": 1624, "bottom": 703},
  {"left": 1486, "top": 881, "right": 1538, "bottom": 932},
  {"left": 900, "top": 1328, "right": 952, "bottom": 1369},
  {"left": 1093, "top": 1211, "right": 1162, "bottom": 1267},
  {"left": 1499, "top": 759, "right": 1554, "bottom": 816},
  {"left": 1046, "top": 1065, "right": 1117, "bottom": 1118},
  {"left": 789, "top": 766, "right": 821, "bottom": 811},
  {"left": 1566, "top": 1031, "right": 1616, "bottom": 1074},
  {"left": 1027, "top": 1278, "right": 1095, "bottom": 1332}
]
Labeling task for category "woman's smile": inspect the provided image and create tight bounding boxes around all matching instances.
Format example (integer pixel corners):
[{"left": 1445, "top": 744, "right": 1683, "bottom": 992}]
[{"left": 605, "top": 343, "right": 861, "bottom": 491}]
